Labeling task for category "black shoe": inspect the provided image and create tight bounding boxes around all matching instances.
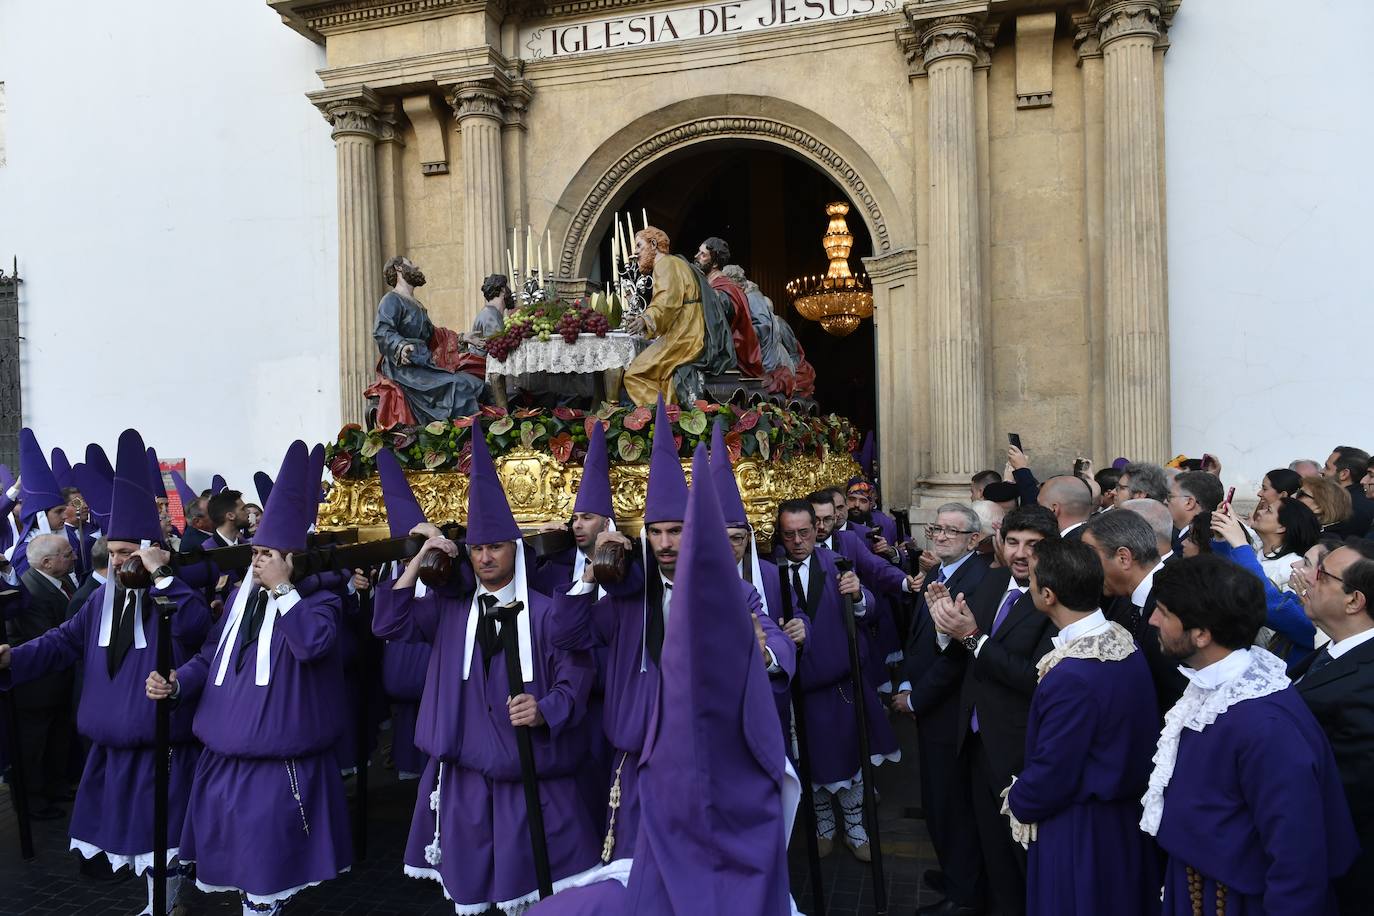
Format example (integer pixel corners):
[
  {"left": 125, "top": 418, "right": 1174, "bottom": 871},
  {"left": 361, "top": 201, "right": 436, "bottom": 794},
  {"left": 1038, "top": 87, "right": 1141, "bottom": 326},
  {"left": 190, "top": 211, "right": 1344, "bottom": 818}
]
[
  {"left": 923, "top": 869, "right": 947, "bottom": 894},
  {"left": 916, "top": 899, "right": 977, "bottom": 916},
  {"left": 30, "top": 805, "right": 66, "bottom": 821}
]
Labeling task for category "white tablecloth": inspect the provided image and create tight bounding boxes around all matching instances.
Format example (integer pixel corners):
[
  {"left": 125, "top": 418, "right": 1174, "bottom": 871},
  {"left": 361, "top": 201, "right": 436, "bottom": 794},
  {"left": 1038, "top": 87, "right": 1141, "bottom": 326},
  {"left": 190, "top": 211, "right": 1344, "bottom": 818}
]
[{"left": 487, "top": 332, "right": 638, "bottom": 377}]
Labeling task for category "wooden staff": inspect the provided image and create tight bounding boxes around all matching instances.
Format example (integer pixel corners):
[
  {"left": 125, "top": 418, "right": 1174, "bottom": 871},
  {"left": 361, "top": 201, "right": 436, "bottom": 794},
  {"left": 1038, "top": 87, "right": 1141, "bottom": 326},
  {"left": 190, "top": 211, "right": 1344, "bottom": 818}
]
[
  {"left": 151, "top": 594, "right": 177, "bottom": 916},
  {"left": 778, "top": 559, "right": 825, "bottom": 913}
]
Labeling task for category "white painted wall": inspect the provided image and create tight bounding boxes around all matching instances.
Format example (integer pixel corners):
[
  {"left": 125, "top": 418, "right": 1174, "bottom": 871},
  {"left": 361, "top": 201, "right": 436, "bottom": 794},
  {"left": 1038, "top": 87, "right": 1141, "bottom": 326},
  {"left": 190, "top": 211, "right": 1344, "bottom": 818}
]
[
  {"left": 0, "top": 0, "right": 338, "bottom": 494},
  {"left": 1165, "top": 0, "right": 1374, "bottom": 494}
]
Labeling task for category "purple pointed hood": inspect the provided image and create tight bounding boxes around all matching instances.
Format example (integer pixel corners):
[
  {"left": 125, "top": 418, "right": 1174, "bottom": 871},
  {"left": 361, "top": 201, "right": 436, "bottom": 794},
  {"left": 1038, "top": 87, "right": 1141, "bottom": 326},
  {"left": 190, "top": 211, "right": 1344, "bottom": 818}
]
[
  {"left": 254, "top": 471, "right": 274, "bottom": 507},
  {"left": 466, "top": 423, "right": 521, "bottom": 544},
  {"left": 308, "top": 444, "right": 326, "bottom": 509},
  {"left": 376, "top": 449, "right": 427, "bottom": 538},
  {"left": 708, "top": 418, "right": 749, "bottom": 529},
  {"left": 574, "top": 419, "right": 614, "bottom": 519},
  {"left": 253, "top": 441, "right": 315, "bottom": 554},
  {"left": 857, "top": 430, "right": 876, "bottom": 478},
  {"left": 211, "top": 474, "right": 228, "bottom": 495},
  {"left": 169, "top": 470, "right": 198, "bottom": 510},
  {"left": 643, "top": 397, "right": 687, "bottom": 525},
  {"left": 50, "top": 447, "right": 74, "bottom": 490},
  {"left": 73, "top": 462, "right": 113, "bottom": 533},
  {"left": 18, "top": 428, "right": 63, "bottom": 522},
  {"left": 106, "top": 429, "right": 164, "bottom": 544},
  {"left": 85, "top": 443, "right": 114, "bottom": 485},
  {"left": 145, "top": 448, "right": 169, "bottom": 501},
  {"left": 628, "top": 444, "right": 790, "bottom": 914}
]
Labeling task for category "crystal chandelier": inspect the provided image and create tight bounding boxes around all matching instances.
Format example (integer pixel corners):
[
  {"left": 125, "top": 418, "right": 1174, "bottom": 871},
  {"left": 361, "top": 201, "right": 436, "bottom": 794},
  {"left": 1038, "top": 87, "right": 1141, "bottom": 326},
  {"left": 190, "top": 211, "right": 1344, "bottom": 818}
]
[{"left": 786, "top": 202, "right": 874, "bottom": 337}]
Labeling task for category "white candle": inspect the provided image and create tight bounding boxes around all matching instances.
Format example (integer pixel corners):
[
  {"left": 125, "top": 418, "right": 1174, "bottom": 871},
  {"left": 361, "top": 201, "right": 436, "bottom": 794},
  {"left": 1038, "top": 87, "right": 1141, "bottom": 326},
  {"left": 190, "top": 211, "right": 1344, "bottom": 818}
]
[
  {"left": 546, "top": 230, "right": 554, "bottom": 279},
  {"left": 507, "top": 249, "right": 515, "bottom": 282},
  {"left": 511, "top": 226, "right": 518, "bottom": 273},
  {"left": 525, "top": 225, "right": 533, "bottom": 280},
  {"left": 642, "top": 208, "right": 648, "bottom": 229}
]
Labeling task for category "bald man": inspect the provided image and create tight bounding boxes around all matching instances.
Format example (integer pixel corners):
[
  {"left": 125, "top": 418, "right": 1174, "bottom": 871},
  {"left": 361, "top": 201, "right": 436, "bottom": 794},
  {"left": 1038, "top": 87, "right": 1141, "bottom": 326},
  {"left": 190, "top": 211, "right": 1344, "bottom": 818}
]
[
  {"left": 1036, "top": 475, "right": 1095, "bottom": 539},
  {"left": 1119, "top": 498, "right": 1175, "bottom": 562}
]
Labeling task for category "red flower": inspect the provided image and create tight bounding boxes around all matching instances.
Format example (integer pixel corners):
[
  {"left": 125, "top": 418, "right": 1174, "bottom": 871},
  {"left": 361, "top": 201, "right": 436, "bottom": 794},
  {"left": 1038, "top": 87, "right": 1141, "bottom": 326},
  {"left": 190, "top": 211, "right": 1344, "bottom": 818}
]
[
  {"left": 513, "top": 408, "right": 542, "bottom": 419},
  {"left": 457, "top": 442, "right": 473, "bottom": 475},
  {"left": 390, "top": 428, "right": 417, "bottom": 450},
  {"left": 734, "top": 409, "right": 760, "bottom": 431},
  {"left": 328, "top": 452, "right": 353, "bottom": 478},
  {"left": 623, "top": 406, "right": 652, "bottom": 431},
  {"left": 553, "top": 406, "right": 581, "bottom": 421},
  {"left": 550, "top": 433, "right": 574, "bottom": 463},
  {"left": 480, "top": 405, "right": 507, "bottom": 418},
  {"left": 673, "top": 434, "right": 683, "bottom": 452},
  {"left": 724, "top": 431, "right": 744, "bottom": 463},
  {"left": 452, "top": 415, "right": 476, "bottom": 429},
  {"left": 584, "top": 417, "right": 609, "bottom": 438},
  {"left": 664, "top": 404, "right": 682, "bottom": 422}
]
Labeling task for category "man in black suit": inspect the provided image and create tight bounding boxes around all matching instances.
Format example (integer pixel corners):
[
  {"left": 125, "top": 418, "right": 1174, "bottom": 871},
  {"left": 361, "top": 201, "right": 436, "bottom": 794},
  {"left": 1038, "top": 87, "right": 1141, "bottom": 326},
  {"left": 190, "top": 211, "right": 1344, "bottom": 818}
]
[
  {"left": 1291, "top": 541, "right": 1374, "bottom": 915},
  {"left": 930, "top": 505, "right": 1059, "bottom": 916},
  {"left": 1166, "top": 470, "right": 1223, "bottom": 554},
  {"left": 205, "top": 488, "right": 250, "bottom": 548},
  {"left": 892, "top": 504, "right": 992, "bottom": 916},
  {"left": 1324, "top": 446, "right": 1374, "bottom": 537},
  {"left": 10, "top": 533, "right": 78, "bottom": 819},
  {"left": 1036, "top": 475, "right": 1095, "bottom": 539},
  {"left": 177, "top": 495, "right": 213, "bottom": 552},
  {"left": 1083, "top": 509, "right": 1187, "bottom": 714}
]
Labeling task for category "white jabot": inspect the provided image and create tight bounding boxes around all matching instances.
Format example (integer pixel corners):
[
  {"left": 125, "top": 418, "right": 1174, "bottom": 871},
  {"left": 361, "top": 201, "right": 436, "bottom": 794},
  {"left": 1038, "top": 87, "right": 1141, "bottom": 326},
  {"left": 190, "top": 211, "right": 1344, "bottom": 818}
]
[
  {"left": 96, "top": 546, "right": 152, "bottom": 653},
  {"left": 210, "top": 577, "right": 301, "bottom": 687}
]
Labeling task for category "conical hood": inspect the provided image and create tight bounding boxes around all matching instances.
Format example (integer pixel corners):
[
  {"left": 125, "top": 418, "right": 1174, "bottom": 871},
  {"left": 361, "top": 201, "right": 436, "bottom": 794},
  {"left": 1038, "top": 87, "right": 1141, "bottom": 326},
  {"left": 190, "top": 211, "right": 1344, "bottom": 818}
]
[
  {"left": 254, "top": 471, "right": 274, "bottom": 507},
  {"left": 169, "top": 470, "right": 198, "bottom": 510},
  {"left": 308, "top": 444, "right": 326, "bottom": 509},
  {"left": 857, "top": 430, "right": 875, "bottom": 478},
  {"left": 573, "top": 419, "right": 614, "bottom": 519},
  {"left": 708, "top": 418, "right": 748, "bottom": 528},
  {"left": 72, "top": 462, "right": 112, "bottom": 533},
  {"left": 253, "top": 441, "right": 315, "bottom": 554},
  {"left": 211, "top": 474, "right": 227, "bottom": 495},
  {"left": 628, "top": 444, "right": 789, "bottom": 914},
  {"left": 84, "top": 443, "right": 114, "bottom": 485},
  {"left": 18, "top": 428, "right": 63, "bottom": 521},
  {"left": 106, "top": 429, "right": 164, "bottom": 544},
  {"left": 466, "top": 423, "right": 521, "bottom": 544},
  {"left": 145, "top": 448, "right": 168, "bottom": 501},
  {"left": 50, "top": 447, "right": 74, "bottom": 490},
  {"left": 643, "top": 396, "right": 687, "bottom": 525},
  {"left": 376, "top": 449, "right": 426, "bottom": 538}
]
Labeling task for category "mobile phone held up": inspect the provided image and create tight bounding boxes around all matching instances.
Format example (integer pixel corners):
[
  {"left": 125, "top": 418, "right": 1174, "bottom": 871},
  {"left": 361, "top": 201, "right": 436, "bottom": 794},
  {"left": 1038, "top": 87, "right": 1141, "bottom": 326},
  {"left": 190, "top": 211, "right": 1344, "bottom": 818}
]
[
  {"left": 1073, "top": 457, "right": 1087, "bottom": 477},
  {"left": 1223, "top": 486, "right": 1236, "bottom": 510},
  {"left": 1008, "top": 433, "right": 1023, "bottom": 452}
]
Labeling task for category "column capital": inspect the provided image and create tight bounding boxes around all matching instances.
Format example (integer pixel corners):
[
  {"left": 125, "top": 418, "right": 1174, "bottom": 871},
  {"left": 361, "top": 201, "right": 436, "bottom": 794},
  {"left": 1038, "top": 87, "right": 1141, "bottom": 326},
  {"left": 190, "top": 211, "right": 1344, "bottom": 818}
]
[
  {"left": 898, "top": 7, "right": 993, "bottom": 78},
  {"left": 1087, "top": 0, "right": 1178, "bottom": 50},
  {"left": 439, "top": 58, "right": 530, "bottom": 127},
  {"left": 446, "top": 82, "right": 505, "bottom": 122},
  {"left": 309, "top": 86, "right": 385, "bottom": 141}
]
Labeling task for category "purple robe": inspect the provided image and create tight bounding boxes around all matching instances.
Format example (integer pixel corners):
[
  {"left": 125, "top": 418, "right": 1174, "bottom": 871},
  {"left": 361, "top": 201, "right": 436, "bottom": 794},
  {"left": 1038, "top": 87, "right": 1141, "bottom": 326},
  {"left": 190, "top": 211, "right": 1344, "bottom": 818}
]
[
  {"left": 173, "top": 586, "right": 352, "bottom": 901},
  {"left": 549, "top": 562, "right": 795, "bottom": 858},
  {"left": 828, "top": 526, "right": 906, "bottom": 688},
  {"left": 382, "top": 637, "right": 431, "bottom": 776},
  {"left": 790, "top": 546, "right": 898, "bottom": 787},
  {"left": 1008, "top": 650, "right": 1161, "bottom": 916},
  {"left": 373, "top": 578, "right": 599, "bottom": 910},
  {"left": 1154, "top": 687, "right": 1358, "bottom": 915},
  {"left": 0, "top": 577, "right": 210, "bottom": 872}
]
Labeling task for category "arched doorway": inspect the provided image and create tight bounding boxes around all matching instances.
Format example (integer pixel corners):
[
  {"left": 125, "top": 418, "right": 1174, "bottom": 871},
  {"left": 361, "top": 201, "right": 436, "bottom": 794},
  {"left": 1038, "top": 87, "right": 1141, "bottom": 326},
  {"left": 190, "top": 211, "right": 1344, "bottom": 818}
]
[{"left": 587, "top": 142, "right": 879, "bottom": 434}]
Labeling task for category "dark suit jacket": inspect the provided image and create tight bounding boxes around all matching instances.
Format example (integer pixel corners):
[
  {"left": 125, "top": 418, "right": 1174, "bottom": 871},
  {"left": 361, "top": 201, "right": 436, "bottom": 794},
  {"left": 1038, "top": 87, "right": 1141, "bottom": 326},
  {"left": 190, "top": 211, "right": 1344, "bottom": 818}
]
[
  {"left": 67, "top": 574, "right": 102, "bottom": 621},
  {"left": 178, "top": 525, "right": 212, "bottom": 552},
  {"left": 10, "top": 569, "right": 76, "bottom": 708},
  {"left": 1106, "top": 590, "right": 1187, "bottom": 715},
  {"left": 1292, "top": 637, "right": 1374, "bottom": 908},
  {"left": 954, "top": 567, "right": 1056, "bottom": 789},
  {"left": 902, "top": 552, "right": 992, "bottom": 734}
]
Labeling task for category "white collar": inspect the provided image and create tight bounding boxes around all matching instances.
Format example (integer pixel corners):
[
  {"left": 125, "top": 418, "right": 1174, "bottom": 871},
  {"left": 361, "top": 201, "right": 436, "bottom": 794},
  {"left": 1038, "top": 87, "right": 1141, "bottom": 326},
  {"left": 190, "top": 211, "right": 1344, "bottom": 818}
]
[
  {"left": 217, "top": 529, "right": 238, "bottom": 546},
  {"left": 1179, "top": 647, "right": 1252, "bottom": 689},
  {"left": 939, "top": 551, "right": 974, "bottom": 579},
  {"left": 659, "top": 571, "right": 674, "bottom": 591},
  {"left": 463, "top": 548, "right": 534, "bottom": 683},
  {"left": 1327, "top": 627, "right": 1374, "bottom": 660},
  {"left": 1060, "top": 520, "right": 1086, "bottom": 536},
  {"left": 1005, "top": 576, "right": 1027, "bottom": 599},
  {"left": 1052, "top": 609, "right": 1109, "bottom": 649},
  {"left": 34, "top": 568, "right": 67, "bottom": 592},
  {"left": 1131, "top": 560, "right": 1166, "bottom": 608},
  {"left": 92, "top": 570, "right": 107, "bottom": 585}
]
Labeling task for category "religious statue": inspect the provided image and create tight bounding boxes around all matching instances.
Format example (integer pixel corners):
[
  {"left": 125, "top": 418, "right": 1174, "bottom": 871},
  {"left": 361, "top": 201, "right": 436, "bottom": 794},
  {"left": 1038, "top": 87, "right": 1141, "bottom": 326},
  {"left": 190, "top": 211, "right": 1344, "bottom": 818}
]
[
  {"left": 621, "top": 227, "right": 734, "bottom": 406},
  {"left": 468, "top": 273, "right": 513, "bottom": 354},
  {"left": 696, "top": 237, "right": 763, "bottom": 379},
  {"left": 368, "top": 256, "right": 486, "bottom": 426},
  {"left": 720, "top": 264, "right": 816, "bottom": 399}
]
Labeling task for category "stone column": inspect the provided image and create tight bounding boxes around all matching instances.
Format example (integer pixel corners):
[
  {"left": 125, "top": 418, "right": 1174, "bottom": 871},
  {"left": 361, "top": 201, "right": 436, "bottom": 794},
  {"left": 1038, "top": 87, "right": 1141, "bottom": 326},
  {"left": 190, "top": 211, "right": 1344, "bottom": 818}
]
[
  {"left": 447, "top": 83, "right": 508, "bottom": 325},
  {"left": 1093, "top": 0, "right": 1170, "bottom": 461},
  {"left": 314, "top": 88, "right": 384, "bottom": 427},
  {"left": 917, "top": 15, "right": 990, "bottom": 487}
]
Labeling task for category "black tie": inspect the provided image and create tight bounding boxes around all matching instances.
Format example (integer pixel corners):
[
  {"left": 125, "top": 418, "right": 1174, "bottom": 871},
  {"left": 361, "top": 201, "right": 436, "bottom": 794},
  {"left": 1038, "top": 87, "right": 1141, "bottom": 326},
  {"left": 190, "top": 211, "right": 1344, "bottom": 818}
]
[
  {"left": 477, "top": 594, "right": 500, "bottom": 673},
  {"left": 237, "top": 588, "right": 269, "bottom": 671},
  {"left": 789, "top": 562, "right": 806, "bottom": 607},
  {"left": 60, "top": 576, "right": 76, "bottom": 600},
  {"left": 1303, "top": 647, "right": 1334, "bottom": 681},
  {"left": 646, "top": 582, "right": 669, "bottom": 666},
  {"left": 107, "top": 589, "right": 138, "bottom": 678}
]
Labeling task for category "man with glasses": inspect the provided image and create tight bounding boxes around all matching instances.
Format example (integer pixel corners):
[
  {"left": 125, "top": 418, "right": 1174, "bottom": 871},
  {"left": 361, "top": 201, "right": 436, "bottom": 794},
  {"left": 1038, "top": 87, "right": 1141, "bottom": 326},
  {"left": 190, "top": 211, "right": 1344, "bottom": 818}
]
[
  {"left": 1290, "top": 540, "right": 1374, "bottom": 914},
  {"left": 1166, "top": 470, "right": 1224, "bottom": 553},
  {"left": 1112, "top": 461, "right": 1170, "bottom": 505},
  {"left": 892, "top": 504, "right": 991, "bottom": 916}
]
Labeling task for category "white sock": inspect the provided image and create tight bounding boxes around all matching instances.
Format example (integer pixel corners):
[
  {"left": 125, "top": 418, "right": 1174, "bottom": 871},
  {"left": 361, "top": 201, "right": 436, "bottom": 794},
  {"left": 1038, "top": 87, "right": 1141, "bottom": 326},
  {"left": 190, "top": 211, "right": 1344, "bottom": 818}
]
[
  {"left": 142, "top": 870, "right": 183, "bottom": 915},
  {"left": 838, "top": 780, "right": 868, "bottom": 846}
]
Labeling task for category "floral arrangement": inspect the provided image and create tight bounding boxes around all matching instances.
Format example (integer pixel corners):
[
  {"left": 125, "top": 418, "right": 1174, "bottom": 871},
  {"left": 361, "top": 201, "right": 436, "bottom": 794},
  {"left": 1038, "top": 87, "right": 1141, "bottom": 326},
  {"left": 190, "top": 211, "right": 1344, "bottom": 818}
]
[
  {"left": 327, "top": 402, "right": 859, "bottom": 480},
  {"left": 484, "top": 300, "right": 613, "bottom": 360}
]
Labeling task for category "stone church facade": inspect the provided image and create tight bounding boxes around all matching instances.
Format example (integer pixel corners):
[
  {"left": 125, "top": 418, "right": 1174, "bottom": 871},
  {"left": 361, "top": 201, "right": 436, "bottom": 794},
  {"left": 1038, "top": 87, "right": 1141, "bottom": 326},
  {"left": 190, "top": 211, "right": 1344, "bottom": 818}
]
[{"left": 272, "top": 0, "right": 1180, "bottom": 506}]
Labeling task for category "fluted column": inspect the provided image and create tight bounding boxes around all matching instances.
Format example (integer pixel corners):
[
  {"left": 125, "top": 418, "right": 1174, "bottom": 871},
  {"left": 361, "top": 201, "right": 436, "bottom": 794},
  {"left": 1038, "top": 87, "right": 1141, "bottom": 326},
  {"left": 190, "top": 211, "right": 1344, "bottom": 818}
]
[
  {"left": 1094, "top": 0, "right": 1170, "bottom": 461},
  {"left": 448, "top": 83, "right": 508, "bottom": 324},
  {"left": 918, "top": 15, "right": 989, "bottom": 485},
  {"left": 315, "top": 89, "right": 384, "bottom": 427}
]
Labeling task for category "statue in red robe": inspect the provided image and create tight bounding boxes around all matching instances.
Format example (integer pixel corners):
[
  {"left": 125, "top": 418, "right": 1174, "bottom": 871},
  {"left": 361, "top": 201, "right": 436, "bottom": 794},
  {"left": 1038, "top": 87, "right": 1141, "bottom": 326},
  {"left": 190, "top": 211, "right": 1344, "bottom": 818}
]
[{"left": 695, "top": 237, "right": 763, "bottom": 378}]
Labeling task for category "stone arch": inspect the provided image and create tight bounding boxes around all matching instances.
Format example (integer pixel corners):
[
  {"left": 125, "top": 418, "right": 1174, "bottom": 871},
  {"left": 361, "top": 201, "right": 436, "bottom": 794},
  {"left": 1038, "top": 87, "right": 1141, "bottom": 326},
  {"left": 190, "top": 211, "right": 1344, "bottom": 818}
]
[{"left": 551, "top": 95, "right": 905, "bottom": 277}]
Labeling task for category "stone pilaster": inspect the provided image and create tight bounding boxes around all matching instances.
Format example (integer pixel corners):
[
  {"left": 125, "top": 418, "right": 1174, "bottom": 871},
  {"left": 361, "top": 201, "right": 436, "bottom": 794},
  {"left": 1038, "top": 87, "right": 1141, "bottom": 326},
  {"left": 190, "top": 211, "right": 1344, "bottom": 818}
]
[
  {"left": 447, "top": 82, "right": 508, "bottom": 324},
  {"left": 914, "top": 14, "right": 990, "bottom": 487},
  {"left": 312, "top": 87, "right": 384, "bottom": 427},
  {"left": 1093, "top": 0, "right": 1171, "bottom": 461}
]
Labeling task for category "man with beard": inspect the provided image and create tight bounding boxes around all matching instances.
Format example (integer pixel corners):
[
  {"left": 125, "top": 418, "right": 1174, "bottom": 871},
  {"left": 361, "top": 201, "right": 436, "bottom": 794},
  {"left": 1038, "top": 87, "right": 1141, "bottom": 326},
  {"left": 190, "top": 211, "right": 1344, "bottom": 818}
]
[
  {"left": 622, "top": 228, "right": 733, "bottom": 405},
  {"left": 532, "top": 419, "right": 615, "bottom": 595},
  {"left": 846, "top": 477, "right": 898, "bottom": 548},
  {"left": 206, "top": 489, "right": 250, "bottom": 549},
  {"left": 372, "top": 255, "right": 485, "bottom": 422},
  {"left": 695, "top": 238, "right": 762, "bottom": 378}
]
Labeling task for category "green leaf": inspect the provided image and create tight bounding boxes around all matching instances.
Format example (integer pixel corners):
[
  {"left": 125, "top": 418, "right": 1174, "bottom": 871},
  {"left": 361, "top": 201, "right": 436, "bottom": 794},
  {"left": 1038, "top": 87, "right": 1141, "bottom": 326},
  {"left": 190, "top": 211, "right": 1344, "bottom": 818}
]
[
  {"left": 617, "top": 433, "right": 644, "bottom": 462},
  {"left": 755, "top": 429, "right": 771, "bottom": 460},
  {"left": 679, "top": 409, "right": 708, "bottom": 436},
  {"left": 424, "top": 420, "right": 448, "bottom": 436},
  {"left": 489, "top": 416, "right": 514, "bottom": 436}
]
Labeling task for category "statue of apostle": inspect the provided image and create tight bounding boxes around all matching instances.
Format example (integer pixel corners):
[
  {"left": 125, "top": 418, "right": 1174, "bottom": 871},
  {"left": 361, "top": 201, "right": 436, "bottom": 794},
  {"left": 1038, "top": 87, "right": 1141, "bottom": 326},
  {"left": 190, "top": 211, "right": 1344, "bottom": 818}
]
[
  {"left": 696, "top": 237, "right": 763, "bottom": 379},
  {"left": 622, "top": 228, "right": 735, "bottom": 406},
  {"left": 371, "top": 256, "right": 487, "bottom": 425}
]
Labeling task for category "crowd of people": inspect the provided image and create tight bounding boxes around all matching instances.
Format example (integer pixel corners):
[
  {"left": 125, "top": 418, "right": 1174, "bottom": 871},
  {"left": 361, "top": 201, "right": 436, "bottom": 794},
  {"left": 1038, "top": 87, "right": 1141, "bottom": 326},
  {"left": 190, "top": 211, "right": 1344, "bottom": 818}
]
[{"left": 1, "top": 418, "right": 1372, "bottom": 916}]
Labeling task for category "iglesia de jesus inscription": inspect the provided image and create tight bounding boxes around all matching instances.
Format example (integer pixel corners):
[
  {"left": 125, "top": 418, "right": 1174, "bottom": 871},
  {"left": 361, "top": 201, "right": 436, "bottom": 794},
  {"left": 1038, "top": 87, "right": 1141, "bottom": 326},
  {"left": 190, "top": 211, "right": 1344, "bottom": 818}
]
[{"left": 520, "top": 0, "right": 899, "bottom": 59}]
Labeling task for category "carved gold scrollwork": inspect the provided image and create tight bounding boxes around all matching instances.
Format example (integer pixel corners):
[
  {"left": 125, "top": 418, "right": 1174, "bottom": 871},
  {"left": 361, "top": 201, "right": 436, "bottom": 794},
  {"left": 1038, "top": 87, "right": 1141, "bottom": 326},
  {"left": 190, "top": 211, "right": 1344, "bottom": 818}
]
[{"left": 317, "top": 448, "right": 861, "bottom": 539}]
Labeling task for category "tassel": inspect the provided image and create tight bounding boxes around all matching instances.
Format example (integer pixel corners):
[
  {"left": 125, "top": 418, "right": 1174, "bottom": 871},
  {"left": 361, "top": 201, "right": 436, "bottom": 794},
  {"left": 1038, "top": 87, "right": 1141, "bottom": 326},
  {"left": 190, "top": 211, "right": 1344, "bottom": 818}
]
[{"left": 425, "top": 762, "right": 444, "bottom": 865}]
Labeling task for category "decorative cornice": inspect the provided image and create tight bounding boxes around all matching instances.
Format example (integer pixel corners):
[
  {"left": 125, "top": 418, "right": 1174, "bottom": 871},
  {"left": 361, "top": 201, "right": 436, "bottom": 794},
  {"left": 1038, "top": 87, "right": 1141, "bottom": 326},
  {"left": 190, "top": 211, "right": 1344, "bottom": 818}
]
[
  {"left": 447, "top": 83, "right": 506, "bottom": 121},
  {"left": 309, "top": 86, "right": 387, "bottom": 140},
  {"left": 1086, "top": 0, "right": 1177, "bottom": 51},
  {"left": 920, "top": 15, "right": 984, "bottom": 66},
  {"left": 561, "top": 116, "right": 891, "bottom": 277},
  {"left": 898, "top": 6, "right": 992, "bottom": 77},
  {"left": 862, "top": 248, "right": 918, "bottom": 284},
  {"left": 1071, "top": 10, "right": 1102, "bottom": 62},
  {"left": 272, "top": 0, "right": 501, "bottom": 40}
]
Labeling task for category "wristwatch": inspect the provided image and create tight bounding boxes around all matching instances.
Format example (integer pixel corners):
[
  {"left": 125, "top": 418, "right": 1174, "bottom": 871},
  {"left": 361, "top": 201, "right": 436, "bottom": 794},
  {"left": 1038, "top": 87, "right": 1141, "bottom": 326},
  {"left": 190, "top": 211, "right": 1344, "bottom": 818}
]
[
  {"left": 153, "top": 565, "right": 175, "bottom": 582},
  {"left": 270, "top": 582, "right": 295, "bottom": 599},
  {"left": 961, "top": 631, "right": 982, "bottom": 653}
]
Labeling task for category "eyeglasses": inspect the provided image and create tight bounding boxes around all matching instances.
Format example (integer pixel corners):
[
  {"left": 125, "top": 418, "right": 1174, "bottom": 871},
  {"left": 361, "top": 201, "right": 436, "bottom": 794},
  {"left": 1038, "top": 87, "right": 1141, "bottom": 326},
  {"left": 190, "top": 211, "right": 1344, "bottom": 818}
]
[
  {"left": 1316, "top": 565, "right": 1345, "bottom": 585},
  {"left": 925, "top": 525, "right": 976, "bottom": 539},
  {"left": 779, "top": 528, "right": 814, "bottom": 542},
  {"left": 1298, "top": 491, "right": 1317, "bottom": 501}
]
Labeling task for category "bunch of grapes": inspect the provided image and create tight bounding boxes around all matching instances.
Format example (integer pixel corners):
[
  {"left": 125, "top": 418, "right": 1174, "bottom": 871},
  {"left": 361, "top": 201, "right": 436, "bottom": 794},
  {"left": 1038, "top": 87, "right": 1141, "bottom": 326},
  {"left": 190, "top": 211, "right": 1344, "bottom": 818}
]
[
  {"left": 580, "top": 308, "right": 610, "bottom": 338},
  {"left": 486, "top": 328, "right": 522, "bottom": 361},
  {"left": 556, "top": 308, "right": 583, "bottom": 344}
]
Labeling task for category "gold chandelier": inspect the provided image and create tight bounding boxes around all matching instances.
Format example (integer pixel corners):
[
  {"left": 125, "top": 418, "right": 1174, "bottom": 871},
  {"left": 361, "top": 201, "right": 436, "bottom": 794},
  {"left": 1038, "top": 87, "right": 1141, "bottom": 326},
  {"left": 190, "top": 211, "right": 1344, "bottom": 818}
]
[{"left": 786, "top": 202, "right": 874, "bottom": 337}]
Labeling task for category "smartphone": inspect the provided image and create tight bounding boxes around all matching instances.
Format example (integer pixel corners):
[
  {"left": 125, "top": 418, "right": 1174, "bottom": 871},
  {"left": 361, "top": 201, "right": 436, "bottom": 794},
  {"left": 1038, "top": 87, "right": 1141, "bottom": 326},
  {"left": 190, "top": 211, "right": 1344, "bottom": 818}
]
[
  {"left": 1073, "top": 457, "right": 1087, "bottom": 476},
  {"left": 1203, "top": 453, "right": 1217, "bottom": 469},
  {"left": 1222, "top": 486, "right": 1236, "bottom": 509},
  {"left": 1008, "top": 433, "right": 1023, "bottom": 452}
]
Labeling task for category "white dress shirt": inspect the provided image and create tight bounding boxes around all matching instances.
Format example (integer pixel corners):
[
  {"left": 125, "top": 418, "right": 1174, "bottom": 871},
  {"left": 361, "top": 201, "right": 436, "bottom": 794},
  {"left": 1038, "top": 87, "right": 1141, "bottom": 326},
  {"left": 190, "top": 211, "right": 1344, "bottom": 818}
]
[
  {"left": 1179, "top": 647, "right": 1252, "bottom": 688},
  {"left": 1051, "top": 609, "right": 1109, "bottom": 650},
  {"left": 1325, "top": 627, "right": 1374, "bottom": 661}
]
